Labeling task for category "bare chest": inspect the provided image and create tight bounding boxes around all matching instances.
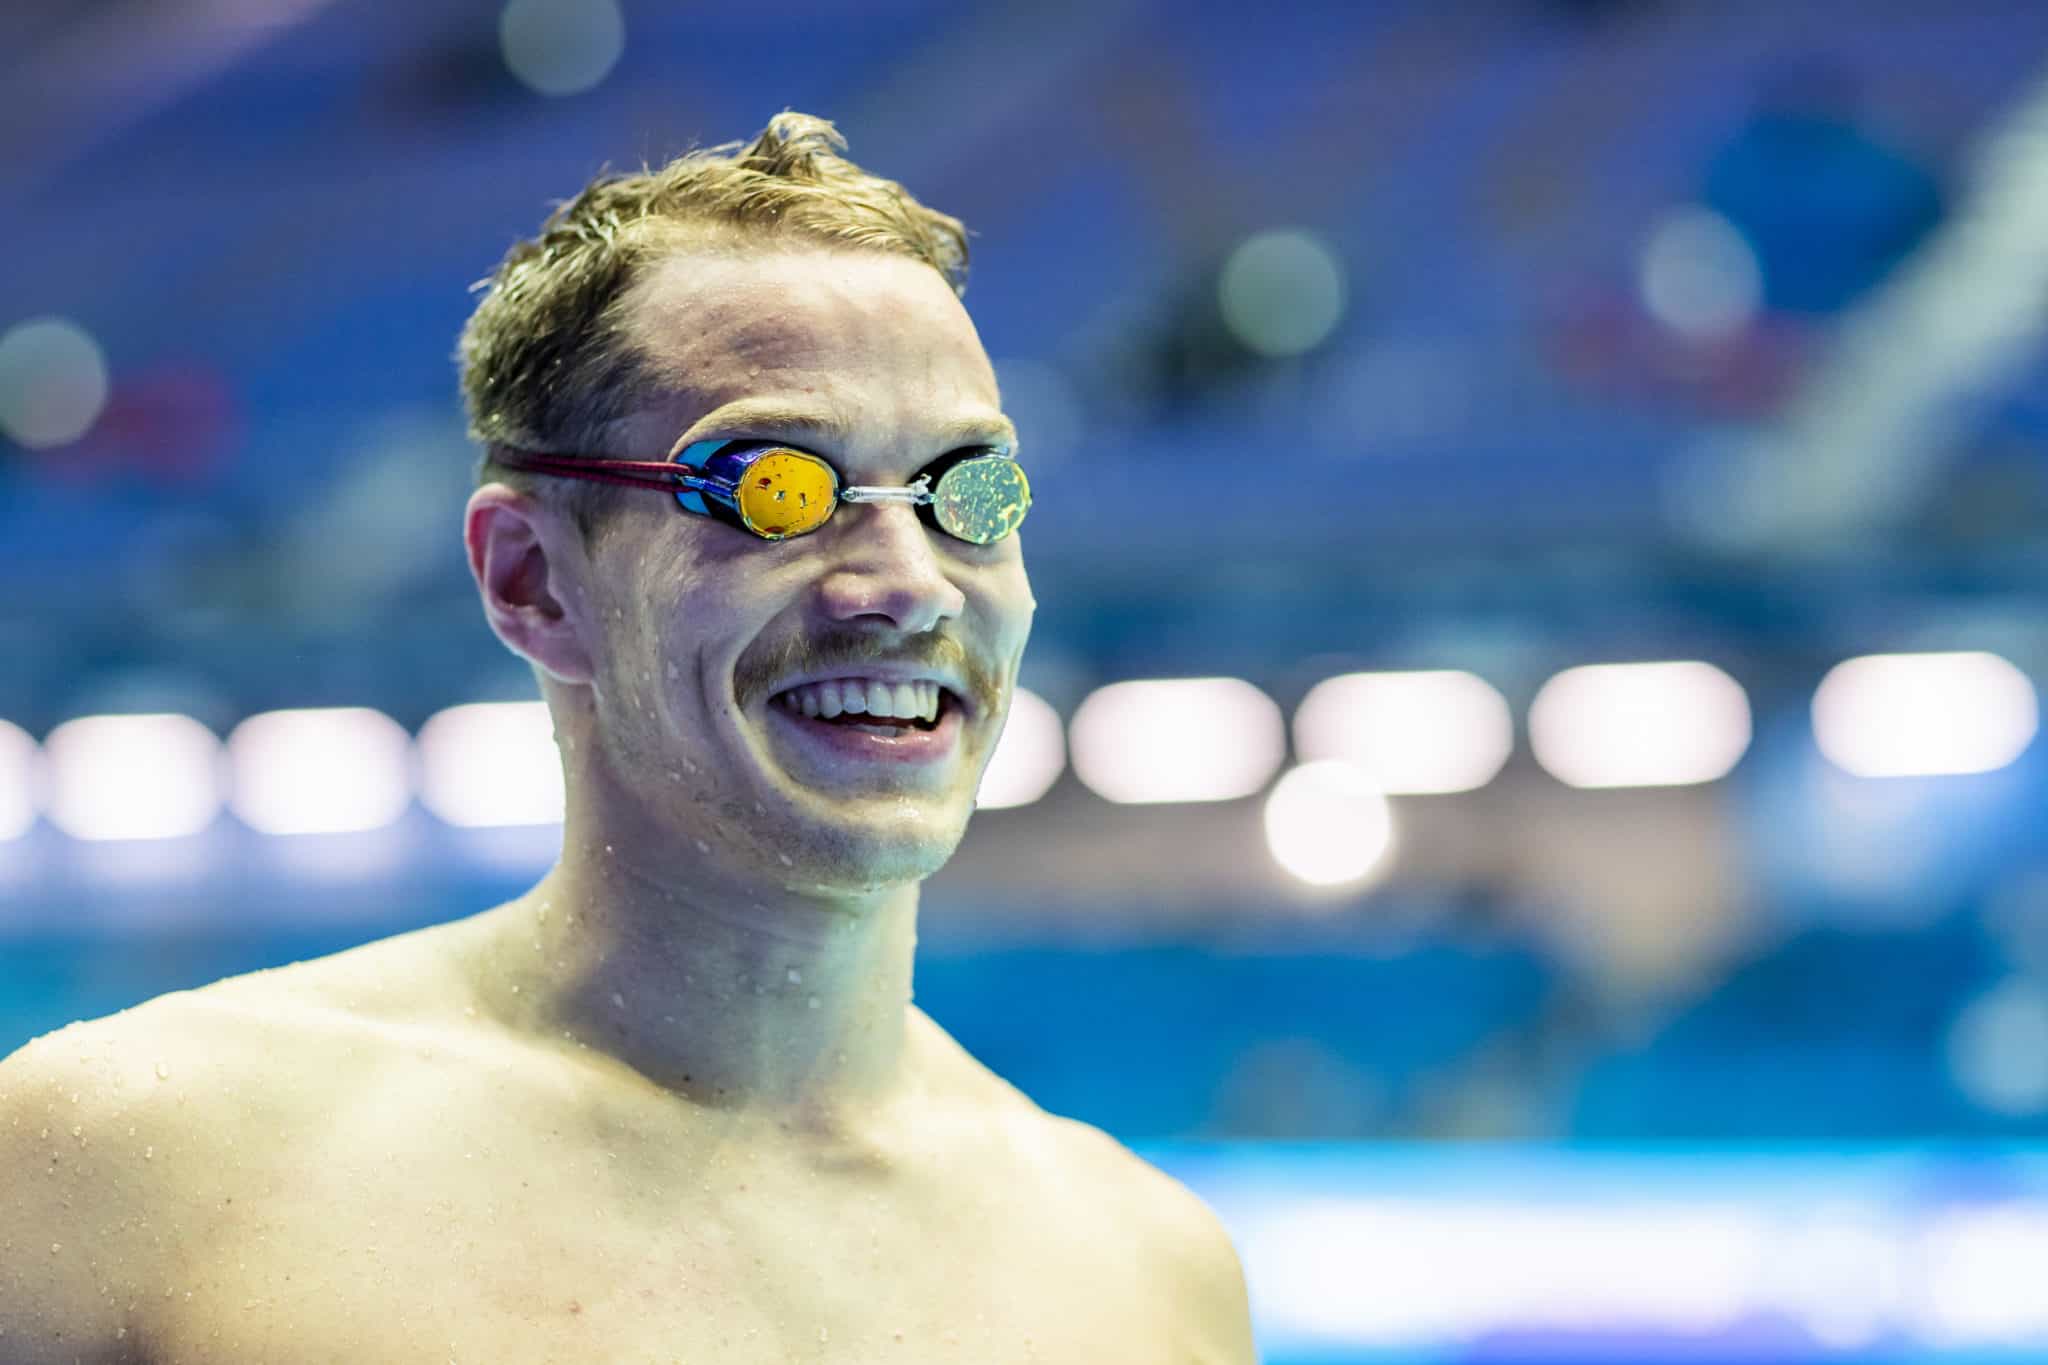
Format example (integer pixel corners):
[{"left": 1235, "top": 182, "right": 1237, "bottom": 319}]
[{"left": 132, "top": 1055, "right": 1176, "bottom": 1363}]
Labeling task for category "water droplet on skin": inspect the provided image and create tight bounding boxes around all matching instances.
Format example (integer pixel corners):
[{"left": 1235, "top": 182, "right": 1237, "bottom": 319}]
[
  {"left": 464, "top": 1006, "right": 477, "bottom": 1019},
  {"left": 753, "top": 801, "right": 766, "bottom": 815},
  {"left": 807, "top": 996, "right": 820, "bottom": 1010},
  {"left": 666, "top": 662, "right": 679, "bottom": 681},
  {"left": 786, "top": 969, "right": 802, "bottom": 984},
  {"left": 683, "top": 758, "right": 698, "bottom": 773},
  {"left": 68, "top": 1092, "right": 77, "bottom": 1104},
  {"left": 819, "top": 1327, "right": 829, "bottom": 1343},
  {"left": 154, "top": 1062, "right": 169, "bottom": 1080},
  {"left": 694, "top": 839, "right": 710, "bottom": 854},
  {"left": 50, "top": 1243, "right": 60, "bottom": 1254},
  {"left": 604, "top": 844, "right": 614, "bottom": 855},
  {"left": 610, "top": 993, "right": 625, "bottom": 1009},
  {"left": 510, "top": 984, "right": 520, "bottom": 995},
  {"left": 144, "top": 1146, "right": 154, "bottom": 1161},
  {"left": 777, "top": 852, "right": 794, "bottom": 866}
]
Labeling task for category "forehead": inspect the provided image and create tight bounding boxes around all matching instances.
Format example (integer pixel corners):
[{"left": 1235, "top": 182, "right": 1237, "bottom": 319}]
[{"left": 615, "top": 245, "right": 1001, "bottom": 442}]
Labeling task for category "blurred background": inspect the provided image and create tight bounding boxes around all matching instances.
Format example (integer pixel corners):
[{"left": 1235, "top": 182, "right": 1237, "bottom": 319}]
[{"left": 7, "top": 0, "right": 2048, "bottom": 1360}]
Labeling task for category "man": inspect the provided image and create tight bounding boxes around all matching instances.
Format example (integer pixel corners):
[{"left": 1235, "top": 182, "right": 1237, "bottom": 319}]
[{"left": 0, "top": 112, "right": 1259, "bottom": 1361}]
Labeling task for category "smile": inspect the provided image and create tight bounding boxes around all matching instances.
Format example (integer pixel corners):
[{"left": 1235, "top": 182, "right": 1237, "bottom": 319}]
[{"left": 764, "top": 690, "right": 964, "bottom": 767}]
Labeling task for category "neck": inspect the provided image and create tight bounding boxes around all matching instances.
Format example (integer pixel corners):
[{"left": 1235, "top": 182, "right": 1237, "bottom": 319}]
[{"left": 464, "top": 825, "right": 926, "bottom": 1145}]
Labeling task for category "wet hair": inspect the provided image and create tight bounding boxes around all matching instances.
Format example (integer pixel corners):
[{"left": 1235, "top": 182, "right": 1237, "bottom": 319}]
[{"left": 457, "top": 111, "right": 970, "bottom": 539}]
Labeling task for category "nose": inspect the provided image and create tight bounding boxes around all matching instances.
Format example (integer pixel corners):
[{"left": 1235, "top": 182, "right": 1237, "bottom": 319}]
[{"left": 814, "top": 500, "right": 967, "bottom": 634}]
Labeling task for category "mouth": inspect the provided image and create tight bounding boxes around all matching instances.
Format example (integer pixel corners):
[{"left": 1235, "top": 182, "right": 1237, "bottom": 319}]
[{"left": 761, "top": 684, "right": 965, "bottom": 769}]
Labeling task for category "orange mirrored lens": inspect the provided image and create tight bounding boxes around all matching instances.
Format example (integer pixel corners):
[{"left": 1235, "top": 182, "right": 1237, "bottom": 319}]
[{"left": 734, "top": 450, "right": 837, "bottom": 539}]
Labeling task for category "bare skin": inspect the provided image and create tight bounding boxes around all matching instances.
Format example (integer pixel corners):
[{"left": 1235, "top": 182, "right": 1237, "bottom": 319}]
[{"left": 0, "top": 245, "right": 1258, "bottom": 1362}]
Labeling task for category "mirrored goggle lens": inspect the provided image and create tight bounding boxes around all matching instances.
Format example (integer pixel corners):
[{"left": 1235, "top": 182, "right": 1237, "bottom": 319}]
[
  {"left": 733, "top": 450, "right": 838, "bottom": 540},
  {"left": 933, "top": 456, "right": 1031, "bottom": 544}
]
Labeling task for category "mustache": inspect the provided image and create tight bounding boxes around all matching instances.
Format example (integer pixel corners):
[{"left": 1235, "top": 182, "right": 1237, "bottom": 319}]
[{"left": 734, "top": 628, "right": 984, "bottom": 711}]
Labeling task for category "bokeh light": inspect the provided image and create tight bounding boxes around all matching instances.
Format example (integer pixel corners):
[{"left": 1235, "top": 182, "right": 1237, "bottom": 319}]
[
  {"left": 0, "top": 720, "right": 37, "bottom": 840},
  {"left": 228, "top": 707, "right": 413, "bottom": 836},
  {"left": 1070, "top": 677, "right": 1286, "bottom": 804},
  {"left": 499, "top": 0, "right": 625, "bottom": 97},
  {"left": 417, "top": 702, "right": 565, "bottom": 827},
  {"left": 1294, "top": 670, "right": 1512, "bottom": 794},
  {"left": 1218, "top": 229, "right": 1348, "bottom": 358},
  {"left": 43, "top": 713, "right": 224, "bottom": 841},
  {"left": 1813, "top": 651, "right": 2038, "bottom": 778},
  {"left": 1638, "top": 207, "right": 1763, "bottom": 342},
  {"left": 1529, "top": 661, "right": 1752, "bottom": 789},
  {"left": 1263, "top": 759, "right": 1395, "bottom": 888},
  {"left": 1946, "top": 978, "right": 2048, "bottom": 1117},
  {"left": 975, "top": 686, "right": 1065, "bottom": 811},
  {"left": 0, "top": 316, "right": 110, "bottom": 448}
]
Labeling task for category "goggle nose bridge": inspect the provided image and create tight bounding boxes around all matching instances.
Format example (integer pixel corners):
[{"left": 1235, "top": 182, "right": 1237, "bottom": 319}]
[{"left": 837, "top": 473, "right": 934, "bottom": 507}]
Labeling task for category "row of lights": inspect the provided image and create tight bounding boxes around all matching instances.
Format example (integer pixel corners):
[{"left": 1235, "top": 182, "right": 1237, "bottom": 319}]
[
  {"left": 0, "top": 650, "right": 2036, "bottom": 885},
  {"left": 1064, "top": 649, "right": 2037, "bottom": 799}
]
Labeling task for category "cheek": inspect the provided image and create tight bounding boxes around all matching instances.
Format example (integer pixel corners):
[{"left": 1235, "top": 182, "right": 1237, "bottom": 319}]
[{"left": 984, "top": 561, "right": 1035, "bottom": 650}]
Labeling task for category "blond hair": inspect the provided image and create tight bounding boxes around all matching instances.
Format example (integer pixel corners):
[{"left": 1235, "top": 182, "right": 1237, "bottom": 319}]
[{"left": 457, "top": 112, "right": 970, "bottom": 525}]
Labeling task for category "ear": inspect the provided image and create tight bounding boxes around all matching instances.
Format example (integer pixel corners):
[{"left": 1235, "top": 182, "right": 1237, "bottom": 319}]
[{"left": 464, "top": 485, "right": 597, "bottom": 685}]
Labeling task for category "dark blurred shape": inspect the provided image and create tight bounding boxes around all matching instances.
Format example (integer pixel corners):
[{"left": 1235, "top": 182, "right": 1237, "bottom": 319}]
[
  {"left": 1704, "top": 57, "right": 1946, "bottom": 316},
  {"left": 1086, "top": 258, "right": 1279, "bottom": 418},
  {"left": 1541, "top": 0, "right": 1661, "bottom": 22},
  {"left": 23, "top": 366, "right": 238, "bottom": 486}
]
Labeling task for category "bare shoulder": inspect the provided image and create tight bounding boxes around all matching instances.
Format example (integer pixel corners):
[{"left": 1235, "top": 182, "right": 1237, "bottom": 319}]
[
  {"left": 906, "top": 1022, "right": 1256, "bottom": 1356},
  {"left": 0, "top": 991, "right": 274, "bottom": 1364},
  {"left": 912, "top": 1009, "right": 1246, "bottom": 1267},
  {"left": 0, "top": 924, "right": 476, "bottom": 1359},
  {"left": 0, "top": 916, "right": 472, "bottom": 1138},
  {"left": 1035, "top": 1117, "right": 1260, "bottom": 1363}
]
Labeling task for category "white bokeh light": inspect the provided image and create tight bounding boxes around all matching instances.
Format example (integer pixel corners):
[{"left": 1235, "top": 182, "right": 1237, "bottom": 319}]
[
  {"left": 1294, "top": 670, "right": 1512, "bottom": 794},
  {"left": 1813, "top": 651, "right": 2038, "bottom": 778},
  {"left": 1639, "top": 207, "right": 1763, "bottom": 342},
  {"left": 0, "top": 719, "right": 37, "bottom": 839},
  {"left": 1529, "top": 660, "right": 1751, "bottom": 789},
  {"left": 1218, "top": 229, "right": 1348, "bottom": 358},
  {"left": 1069, "top": 677, "right": 1286, "bottom": 804},
  {"left": 499, "top": 0, "right": 625, "bottom": 96},
  {"left": 975, "top": 687, "right": 1065, "bottom": 811},
  {"left": 44, "top": 713, "right": 223, "bottom": 841},
  {"left": 228, "top": 707, "right": 414, "bottom": 836},
  {"left": 1948, "top": 979, "right": 2048, "bottom": 1117},
  {"left": 417, "top": 702, "right": 564, "bottom": 827},
  {"left": 1263, "top": 759, "right": 1395, "bottom": 888},
  {"left": 0, "top": 316, "right": 110, "bottom": 447}
]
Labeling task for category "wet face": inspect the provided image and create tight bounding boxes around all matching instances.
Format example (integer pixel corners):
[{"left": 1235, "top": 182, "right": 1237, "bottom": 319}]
[{"left": 568, "top": 246, "right": 1035, "bottom": 892}]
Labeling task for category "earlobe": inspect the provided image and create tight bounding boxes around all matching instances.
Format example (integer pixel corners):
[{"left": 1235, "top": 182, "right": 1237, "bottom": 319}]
[{"left": 465, "top": 486, "right": 597, "bottom": 685}]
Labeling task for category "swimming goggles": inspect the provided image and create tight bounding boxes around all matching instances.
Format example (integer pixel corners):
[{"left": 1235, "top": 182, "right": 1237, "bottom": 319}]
[{"left": 492, "top": 439, "right": 1031, "bottom": 545}]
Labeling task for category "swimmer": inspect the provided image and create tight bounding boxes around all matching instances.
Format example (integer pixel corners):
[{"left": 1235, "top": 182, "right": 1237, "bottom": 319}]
[{"left": 0, "top": 112, "right": 1258, "bottom": 1362}]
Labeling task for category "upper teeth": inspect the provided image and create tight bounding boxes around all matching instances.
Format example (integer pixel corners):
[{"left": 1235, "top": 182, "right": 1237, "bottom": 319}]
[{"left": 775, "top": 678, "right": 941, "bottom": 722}]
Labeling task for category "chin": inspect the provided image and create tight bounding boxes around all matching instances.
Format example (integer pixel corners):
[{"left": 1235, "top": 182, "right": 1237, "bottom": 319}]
[{"left": 774, "top": 802, "right": 969, "bottom": 890}]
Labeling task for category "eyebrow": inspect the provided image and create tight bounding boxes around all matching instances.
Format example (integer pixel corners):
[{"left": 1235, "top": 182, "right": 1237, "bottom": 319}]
[{"left": 678, "top": 402, "right": 1020, "bottom": 458}]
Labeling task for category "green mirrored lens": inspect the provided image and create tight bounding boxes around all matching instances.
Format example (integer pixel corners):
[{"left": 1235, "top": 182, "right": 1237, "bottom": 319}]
[{"left": 933, "top": 456, "right": 1030, "bottom": 544}]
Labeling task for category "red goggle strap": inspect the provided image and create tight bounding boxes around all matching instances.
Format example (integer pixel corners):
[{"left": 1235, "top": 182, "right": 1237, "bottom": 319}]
[{"left": 492, "top": 449, "right": 718, "bottom": 495}]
